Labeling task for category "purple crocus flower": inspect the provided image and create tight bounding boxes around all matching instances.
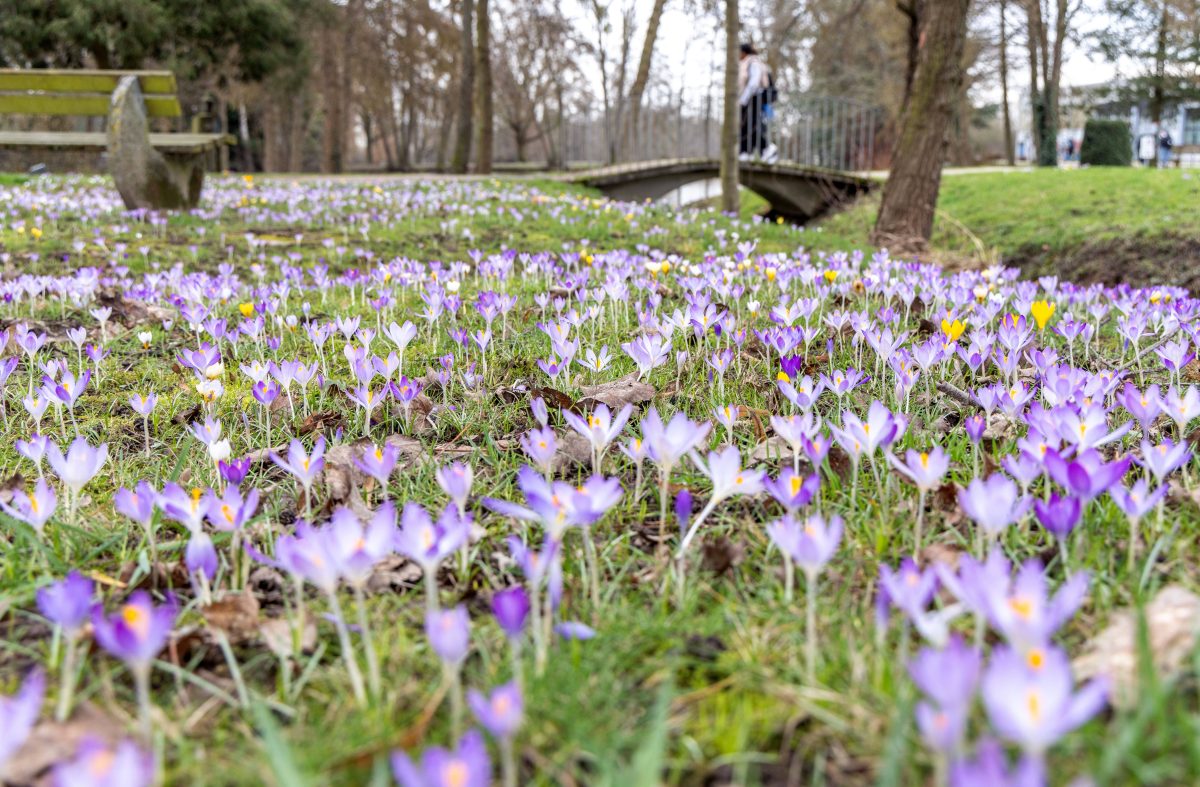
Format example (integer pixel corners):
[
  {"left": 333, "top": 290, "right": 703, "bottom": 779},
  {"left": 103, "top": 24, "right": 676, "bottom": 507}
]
[
  {"left": 555, "top": 621, "right": 597, "bottom": 640},
  {"left": 491, "top": 587, "right": 530, "bottom": 640},
  {"left": 763, "top": 468, "right": 820, "bottom": 511},
  {"left": 391, "top": 729, "right": 491, "bottom": 787},
  {"left": 157, "top": 483, "right": 209, "bottom": 533},
  {"left": 981, "top": 560, "right": 1088, "bottom": 656},
  {"left": 396, "top": 502, "right": 468, "bottom": 574},
  {"left": 46, "top": 436, "right": 108, "bottom": 495},
  {"left": 936, "top": 550, "right": 1012, "bottom": 618},
  {"left": 326, "top": 503, "right": 397, "bottom": 586},
  {"left": 37, "top": 571, "right": 93, "bottom": 633},
  {"left": 981, "top": 645, "right": 1107, "bottom": 756},
  {"left": 128, "top": 392, "right": 157, "bottom": 418},
  {"left": 958, "top": 474, "right": 1031, "bottom": 536},
  {"left": 0, "top": 476, "right": 57, "bottom": 535},
  {"left": 888, "top": 447, "right": 950, "bottom": 490},
  {"left": 1108, "top": 478, "right": 1168, "bottom": 521},
  {"left": 218, "top": 457, "right": 252, "bottom": 487},
  {"left": 909, "top": 635, "right": 981, "bottom": 754},
  {"left": 768, "top": 513, "right": 844, "bottom": 576},
  {"left": 114, "top": 482, "right": 156, "bottom": 527},
  {"left": 355, "top": 442, "right": 400, "bottom": 488},
  {"left": 640, "top": 406, "right": 711, "bottom": 476},
  {"left": 964, "top": 413, "right": 986, "bottom": 444},
  {"left": 426, "top": 605, "right": 471, "bottom": 665},
  {"left": 92, "top": 591, "right": 177, "bottom": 667},
  {"left": 15, "top": 432, "right": 49, "bottom": 468},
  {"left": 1044, "top": 448, "right": 1131, "bottom": 502},
  {"left": 1032, "top": 494, "right": 1081, "bottom": 540},
  {"left": 518, "top": 425, "right": 557, "bottom": 476},
  {"left": 52, "top": 737, "right": 154, "bottom": 787},
  {"left": 270, "top": 436, "right": 326, "bottom": 491},
  {"left": 204, "top": 486, "right": 260, "bottom": 532},
  {"left": 435, "top": 461, "right": 475, "bottom": 514},
  {"left": 1137, "top": 438, "right": 1191, "bottom": 483},
  {"left": 185, "top": 531, "right": 218, "bottom": 580},
  {"left": 467, "top": 682, "right": 523, "bottom": 739},
  {"left": 0, "top": 669, "right": 44, "bottom": 767},
  {"left": 949, "top": 739, "right": 1044, "bottom": 787},
  {"left": 252, "top": 379, "right": 281, "bottom": 406},
  {"left": 877, "top": 558, "right": 938, "bottom": 625},
  {"left": 829, "top": 400, "right": 901, "bottom": 459},
  {"left": 1118, "top": 382, "right": 1161, "bottom": 432},
  {"left": 562, "top": 403, "right": 633, "bottom": 458}
]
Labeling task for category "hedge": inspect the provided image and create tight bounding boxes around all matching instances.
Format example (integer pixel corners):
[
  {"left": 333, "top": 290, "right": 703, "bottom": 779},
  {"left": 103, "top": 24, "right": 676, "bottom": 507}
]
[{"left": 1080, "top": 119, "right": 1132, "bottom": 166}]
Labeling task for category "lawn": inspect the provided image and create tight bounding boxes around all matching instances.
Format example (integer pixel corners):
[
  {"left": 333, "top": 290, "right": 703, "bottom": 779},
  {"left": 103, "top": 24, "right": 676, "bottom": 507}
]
[
  {"left": 0, "top": 172, "right": 1198, "bottom": 786},
  {"left": 820, "top": 167, "right": 1200, "bottom": 286}
]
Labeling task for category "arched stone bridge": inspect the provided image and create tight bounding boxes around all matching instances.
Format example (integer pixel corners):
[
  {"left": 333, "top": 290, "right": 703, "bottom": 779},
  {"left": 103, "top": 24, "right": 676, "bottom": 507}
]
[{"left": 570, "top": 158, "right": 873, "bottom": 223}]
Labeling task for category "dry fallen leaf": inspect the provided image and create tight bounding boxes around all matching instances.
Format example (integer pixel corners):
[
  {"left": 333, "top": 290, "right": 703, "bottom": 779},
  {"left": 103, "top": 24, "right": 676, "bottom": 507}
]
[
  {"left": 1073, "top": 584, "right": 1200, "bottom": 709},
  {"left": 260, "top": 616, "right": 317, "bottom": 658},
  {"left": 577, "top": 373, "right": 655, "bottom": 410},
  {"left": 551, "top": 430, "right": 593, "bottom": 474},
  {"left": 0, "top": 471, "right": 25, "bottom": 505},
  {"left": 2, "top": 704, "right": 124, "bottom": 784},
  {"left": 321, "top": 434, "right": 426, "bottom": 511},
  {"left": 201, "top": 592, "right": 261, "bottom": 645},
  {"left": 749, "top": 435, "right": 792, "bottom": 463},
  {"left": 365, "top": 555, "right": 423, "bottom": 594}
]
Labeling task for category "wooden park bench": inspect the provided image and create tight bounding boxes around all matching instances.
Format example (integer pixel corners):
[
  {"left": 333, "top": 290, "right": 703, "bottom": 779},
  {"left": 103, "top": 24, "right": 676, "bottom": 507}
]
[{"left": 0, "top": 69, "right": 231, "bottom": 210}]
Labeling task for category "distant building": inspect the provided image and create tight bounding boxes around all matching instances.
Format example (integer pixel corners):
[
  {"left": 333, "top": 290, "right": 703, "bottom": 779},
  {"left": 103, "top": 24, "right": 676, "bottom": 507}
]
[
  {"left": 1014, "top": 81, "right": 1200, "bottom": 166},
  {"left": 1065, "top": 81, "right": 1200, "bottom": 166}
]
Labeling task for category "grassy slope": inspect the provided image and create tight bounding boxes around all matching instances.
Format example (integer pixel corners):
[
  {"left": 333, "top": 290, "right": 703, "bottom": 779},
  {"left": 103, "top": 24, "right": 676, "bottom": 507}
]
[
  {"left": 819, "top": 167, "right": 1200, "bottom": 261},
  {"left": 0, "top": 173, "right": 1197, "bottom": 785}
]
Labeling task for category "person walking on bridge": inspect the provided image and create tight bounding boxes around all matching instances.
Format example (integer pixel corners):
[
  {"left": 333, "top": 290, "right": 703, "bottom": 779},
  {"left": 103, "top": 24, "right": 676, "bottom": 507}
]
[{"left": 738, "top": 43, "right": 777, "bottom": 163}]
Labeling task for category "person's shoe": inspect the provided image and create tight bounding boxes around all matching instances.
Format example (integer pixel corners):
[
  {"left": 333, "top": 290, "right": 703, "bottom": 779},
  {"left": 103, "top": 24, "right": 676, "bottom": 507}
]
[
  {"left": 763, "top": 144, "right": 779, "bottom": 162},
  {"left": 738, "top": 153, "right": 751, "bottom": 162}
]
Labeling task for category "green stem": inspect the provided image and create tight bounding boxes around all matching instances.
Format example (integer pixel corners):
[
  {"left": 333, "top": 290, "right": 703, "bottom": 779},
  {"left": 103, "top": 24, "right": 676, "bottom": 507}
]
[{"left": 353, "top": 584, "right": 381, "bottom": 701}]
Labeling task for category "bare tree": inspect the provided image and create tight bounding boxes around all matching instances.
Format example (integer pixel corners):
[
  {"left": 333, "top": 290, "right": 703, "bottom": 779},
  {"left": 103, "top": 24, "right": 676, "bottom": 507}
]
[
  {"left": 622, "top": 0, "right": 668, "bottom": 156},
  {"left": 451, "top": 0, "right": 475, "bottom": 173},
  {"left": 721, "top": 0, "right": 740, "bottom": 213},
  {"left": 1000, "top": 0, "right": 1015, "bottom": 164},
  {"left": 474, "top": 0, "right": 494, "bottom": 173},
  {"left": 1024, "top": 0, "right": 1078, "bottom": 166},
  {"left": 494, "top": 2, "right": 579, "bottom": 162},
  {"left": 873, "top": 0, "right": 972, "bottom": 248}
]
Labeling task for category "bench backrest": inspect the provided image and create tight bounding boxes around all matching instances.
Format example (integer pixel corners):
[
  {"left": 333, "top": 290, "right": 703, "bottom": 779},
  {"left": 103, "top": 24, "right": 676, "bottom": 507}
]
[{"left": 0, "top": 69, "right": 181, "bottom": 117}]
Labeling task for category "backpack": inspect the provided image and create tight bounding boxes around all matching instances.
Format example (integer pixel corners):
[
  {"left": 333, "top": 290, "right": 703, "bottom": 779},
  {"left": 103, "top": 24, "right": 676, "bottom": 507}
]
[{"left": 764, "top": 69, "right": 779, "bottom": 105}]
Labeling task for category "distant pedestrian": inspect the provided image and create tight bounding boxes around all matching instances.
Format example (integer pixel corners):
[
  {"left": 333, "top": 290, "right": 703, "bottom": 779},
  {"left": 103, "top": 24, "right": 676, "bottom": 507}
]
[
  {"left": 1138, "top": 134, "right": 1156, "bottom": 166},
  {"left": 738, "top": 43, "right": 777, "bottom": 163},
  {"left": 1158, "top": 129, "right": 1174, "bottom": 168},
  {"left": 1065, "top": 138, "right": 1076, "bottom": 162}
]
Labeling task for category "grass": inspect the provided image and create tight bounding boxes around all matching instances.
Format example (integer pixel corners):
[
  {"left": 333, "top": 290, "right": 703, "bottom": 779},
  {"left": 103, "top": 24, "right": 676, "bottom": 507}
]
[
  {"left": 820, "top": 166, "right": 1200, "bottom": 264},
  {"left": 0, "top": 171, "right": 1197, "bottom": 785}
]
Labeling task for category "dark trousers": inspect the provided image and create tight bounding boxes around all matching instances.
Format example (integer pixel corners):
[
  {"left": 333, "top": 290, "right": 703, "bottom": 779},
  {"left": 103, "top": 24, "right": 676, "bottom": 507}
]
[{"left": 740, "top": 96, "right": 767, "bottom": 155}]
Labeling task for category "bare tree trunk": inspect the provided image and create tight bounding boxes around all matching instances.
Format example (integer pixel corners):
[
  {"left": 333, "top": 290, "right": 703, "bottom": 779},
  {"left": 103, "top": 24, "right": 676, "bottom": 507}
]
[
  {"left": 872, "top": 0, "right": 971, "bottom": 249},
  {"left": 320, "top": 25, "right": 341, "bottom": 173},
  {"left": 451, "top": 0, "right": 475, "bottom": 173},
  {"left": 437, "top": 92, "right": 455, "bottom": 170},
  {"left": 1000, "top": 0, "right": 1014, "bottom": 165},
  {"left": 1025, "top": 1, "right": 1041, "bottom": 161},
  {"left": 623, "top": 0, "right": 668, "bottom": 157},
  {"left": 720, "top": 0, "right": 740, "bottom": 214},
  {"left": 897, "top": 0, "right": 926, "bottom": 110},
  {"left": 473, "top": 0, "right": 494, "bottom": 174},
  {"left": 287, "top": 92, "right": 306, "bottom": 172},
  {"left": 1152, "top": 3, "right": 1169, "bottom": 164},
  {"left": 238, "top": 101, "right": 254, "bottom": 172},
  {"left": 217, "top": 96, "right": 230, "bottom": 171}
]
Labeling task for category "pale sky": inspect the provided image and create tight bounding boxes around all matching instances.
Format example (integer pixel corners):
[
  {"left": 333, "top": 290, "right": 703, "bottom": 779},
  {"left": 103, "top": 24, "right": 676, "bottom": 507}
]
[{"left": 563, "top": 2, "right": 1125, "bottom": 114}]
